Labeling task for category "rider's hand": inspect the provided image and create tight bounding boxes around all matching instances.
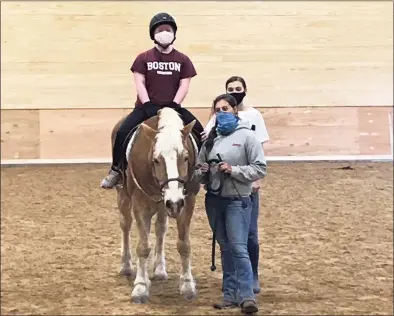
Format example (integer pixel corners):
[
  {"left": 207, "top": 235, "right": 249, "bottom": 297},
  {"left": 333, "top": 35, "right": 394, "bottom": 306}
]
[
  {"left": 196, "top": 163, "right": 209, "bottom": 173},
  {"left": 201, "top": 130, "right": 209, "bottom": 142},
  {"left": 252, "top": 180, "right": 261, "bottom": 193},
  {"left": 168, "top": 101, "right": 181, "bottom": 109},
  {"left": 143, "top": 101, "right": 154, "bottom": 107},
  {"left": 218, "top": 162, "right": 232, "bottom": 174}
]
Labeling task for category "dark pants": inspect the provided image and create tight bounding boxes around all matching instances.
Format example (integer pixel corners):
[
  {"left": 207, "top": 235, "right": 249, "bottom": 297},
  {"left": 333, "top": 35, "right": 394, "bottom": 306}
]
[
  {"left": 111, "top": 104, "right": 204, "bottom": 170},
  {"left": 248, "top": 191, "right": 260, "bottom": 279}
]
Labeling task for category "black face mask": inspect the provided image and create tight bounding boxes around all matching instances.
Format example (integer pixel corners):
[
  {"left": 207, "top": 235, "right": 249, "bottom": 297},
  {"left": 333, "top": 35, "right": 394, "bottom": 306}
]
[{"left": 230, "top": 92, "right": 246, "bottom": 105}]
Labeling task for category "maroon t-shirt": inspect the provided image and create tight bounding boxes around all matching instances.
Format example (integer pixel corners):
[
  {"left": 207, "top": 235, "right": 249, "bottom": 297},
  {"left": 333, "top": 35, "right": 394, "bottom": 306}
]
[{"left": 130, "top": 47, "right": 197, "bottom": 106}]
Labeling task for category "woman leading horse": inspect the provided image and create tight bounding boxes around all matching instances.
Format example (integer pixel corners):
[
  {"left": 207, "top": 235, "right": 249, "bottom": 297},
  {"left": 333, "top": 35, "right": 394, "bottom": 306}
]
[
  {"left": 202, "top": 76, "right": 270, "bottom": 294},
  {"left": 194, "top": 94, "right": 267, "bottom": 314}
]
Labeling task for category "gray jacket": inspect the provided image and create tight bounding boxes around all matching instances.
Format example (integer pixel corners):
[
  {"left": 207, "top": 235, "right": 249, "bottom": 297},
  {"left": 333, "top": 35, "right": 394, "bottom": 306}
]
[{"left": 193, "top": 120, "right": 267, "bottom": 197}]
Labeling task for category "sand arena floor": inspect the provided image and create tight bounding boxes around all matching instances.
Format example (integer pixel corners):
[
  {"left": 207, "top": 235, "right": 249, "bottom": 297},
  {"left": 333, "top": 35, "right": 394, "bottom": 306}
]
[{"left": 1, "top": 162, "right": 393, "bottom": 315}]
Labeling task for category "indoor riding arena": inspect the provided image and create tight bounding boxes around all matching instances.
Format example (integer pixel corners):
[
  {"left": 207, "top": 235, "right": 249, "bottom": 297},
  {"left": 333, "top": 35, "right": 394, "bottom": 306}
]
[{"left": 1, "top": 1, "right": 393, "bottom": 315}]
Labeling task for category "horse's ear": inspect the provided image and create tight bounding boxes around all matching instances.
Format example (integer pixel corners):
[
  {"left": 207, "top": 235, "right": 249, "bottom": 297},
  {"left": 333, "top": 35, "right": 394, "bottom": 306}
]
[
  {"left": 182, "top": 120, "right": 196, "bottom": 138},
  {"left": 140, "top": 123, "right": 157, "bottom": 142}
]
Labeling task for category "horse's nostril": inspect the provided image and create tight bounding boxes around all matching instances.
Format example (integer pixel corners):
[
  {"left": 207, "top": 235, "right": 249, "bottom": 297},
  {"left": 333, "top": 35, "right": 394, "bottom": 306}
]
[
  {"left": 179, "top": 199, "right": 185, "bottom": 208},
  {"left": 165, "top": 200, "right": 172, "bottom": 209}
]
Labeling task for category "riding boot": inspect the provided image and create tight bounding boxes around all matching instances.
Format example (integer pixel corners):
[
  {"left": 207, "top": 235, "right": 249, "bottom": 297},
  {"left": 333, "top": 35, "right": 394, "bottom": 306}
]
[
  {"left": 100, "top": 166, "right": 122, "bottom": 189},
  {"left": 101, "top": 105, "right": 152, "bottom": 189}
]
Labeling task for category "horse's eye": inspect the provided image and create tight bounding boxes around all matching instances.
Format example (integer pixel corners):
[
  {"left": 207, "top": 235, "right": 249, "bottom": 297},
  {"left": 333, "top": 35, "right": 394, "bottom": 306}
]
[{"left": 184, "top": 156, "right": 189, "bottom": 162}]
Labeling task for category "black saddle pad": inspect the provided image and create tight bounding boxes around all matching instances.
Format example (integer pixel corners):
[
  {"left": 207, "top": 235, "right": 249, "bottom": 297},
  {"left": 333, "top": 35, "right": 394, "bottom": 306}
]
[
  {"left": 119, "top": 124, "right": 141, "bottom": 171},
  {"left": 122, "top": 124, "right": 140, "bottom": 151}
]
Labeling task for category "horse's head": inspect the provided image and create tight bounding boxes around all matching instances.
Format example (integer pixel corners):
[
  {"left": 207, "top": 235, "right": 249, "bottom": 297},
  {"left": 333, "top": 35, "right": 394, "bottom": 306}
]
[{"left": 140, "top": 108, "right": 196, "bottom": 218}]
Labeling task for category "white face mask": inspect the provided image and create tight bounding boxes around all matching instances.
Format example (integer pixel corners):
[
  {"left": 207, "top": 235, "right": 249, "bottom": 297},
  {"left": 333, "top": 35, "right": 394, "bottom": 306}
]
[{"left": 154, "top": 31, "right": 175, "bottom": 47}]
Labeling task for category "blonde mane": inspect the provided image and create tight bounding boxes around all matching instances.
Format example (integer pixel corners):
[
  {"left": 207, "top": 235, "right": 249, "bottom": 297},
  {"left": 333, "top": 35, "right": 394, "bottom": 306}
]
[{"left": 154, "top": 108, "right": 184, "bottom": 158}]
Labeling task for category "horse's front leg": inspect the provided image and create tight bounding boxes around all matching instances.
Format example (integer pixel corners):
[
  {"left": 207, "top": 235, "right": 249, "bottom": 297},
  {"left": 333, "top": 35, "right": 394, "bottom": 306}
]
[
  {"left": 176, "top": 195, "right": 197, "bottom": 301},
  {"left": 131, "top": 204, "right": 153, "bottom": 303},
  {"left": 117, "top": 188, "right": 135, "bottom": 277},
  {"left": 152, "top": 210, "right": 169, "bottom": 280}
]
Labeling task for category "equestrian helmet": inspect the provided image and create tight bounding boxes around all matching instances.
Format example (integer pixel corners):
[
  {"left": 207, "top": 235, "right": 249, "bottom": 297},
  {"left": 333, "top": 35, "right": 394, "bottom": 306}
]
[{"left": 149, "top": 12, "right": 178, "bottom": 40}]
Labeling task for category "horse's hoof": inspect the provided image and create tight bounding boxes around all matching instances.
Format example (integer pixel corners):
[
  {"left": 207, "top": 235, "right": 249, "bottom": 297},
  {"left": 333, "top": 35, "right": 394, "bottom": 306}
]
[
  {"left": 183, "top": 290, "right": 197, "bottom": 301},
  {"left": 131, "top": 284, "right": 149, "bottom": 304},
  {"left": 119, "top": 266, "right": 135, "bottom": 277},
  {"left": 151, "top": 271, "right": 168, "bottom": 281},
  {"left": 180, "top": 281, "right": 197, "bottom": 301},
  {"left": 132, "top": 294, "right": 149, "bottom": 304}
]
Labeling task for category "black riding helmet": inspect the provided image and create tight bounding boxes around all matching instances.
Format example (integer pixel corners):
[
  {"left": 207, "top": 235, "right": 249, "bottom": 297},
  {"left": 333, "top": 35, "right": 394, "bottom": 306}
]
[{"left": 149, "top": 12, "right": 178, "bottom": 40}]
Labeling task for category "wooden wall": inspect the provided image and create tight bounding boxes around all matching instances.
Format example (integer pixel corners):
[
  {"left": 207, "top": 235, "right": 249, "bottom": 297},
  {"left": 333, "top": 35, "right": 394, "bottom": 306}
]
[
  {"left": 1, "top": 1, "right": 393, "bottom": 110},
  {"left": 1, "top": 1, "right": 393, "bottom": 160},
  {"left": 1, "top": 107, "right": 392, "bottom": 160}
]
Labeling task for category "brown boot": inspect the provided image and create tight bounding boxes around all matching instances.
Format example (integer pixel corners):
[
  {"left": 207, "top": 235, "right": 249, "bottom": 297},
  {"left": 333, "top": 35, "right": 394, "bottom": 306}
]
[
  {"left": 213, "top": 300, "right": 238, "bottom": 310},
  {"left": 241, "top": 300, "right": 258, "bottom": 314}
]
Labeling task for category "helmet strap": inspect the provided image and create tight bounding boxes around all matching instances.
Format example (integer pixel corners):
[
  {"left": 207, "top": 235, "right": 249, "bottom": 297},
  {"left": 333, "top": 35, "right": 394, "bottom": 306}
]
[{"left": 154, "top": 43, "right": 173, "bottom": 54}]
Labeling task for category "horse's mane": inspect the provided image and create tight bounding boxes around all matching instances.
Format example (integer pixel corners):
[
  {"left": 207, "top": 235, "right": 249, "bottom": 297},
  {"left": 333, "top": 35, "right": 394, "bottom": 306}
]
[{"left": 154, "top": 108, "right": 185, "bottom": 158}]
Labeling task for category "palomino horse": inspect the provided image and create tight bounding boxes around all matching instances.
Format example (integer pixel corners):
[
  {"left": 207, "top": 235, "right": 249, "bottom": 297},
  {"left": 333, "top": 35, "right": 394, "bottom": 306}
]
[{"left": 111, "top": 107, "right": 200, "bottom": 303}]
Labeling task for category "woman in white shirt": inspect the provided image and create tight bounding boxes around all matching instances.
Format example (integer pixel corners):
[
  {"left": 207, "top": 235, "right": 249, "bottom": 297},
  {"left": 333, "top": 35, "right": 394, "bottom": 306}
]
[{"left": 201, "top": 76, "right": 270, "bottom": 294}]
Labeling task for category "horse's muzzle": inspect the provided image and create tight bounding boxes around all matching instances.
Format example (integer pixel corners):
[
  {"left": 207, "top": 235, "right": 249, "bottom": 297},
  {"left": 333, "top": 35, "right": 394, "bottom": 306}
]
[{"left": 165, "top": 198, "right": 185, "bottom": 218}]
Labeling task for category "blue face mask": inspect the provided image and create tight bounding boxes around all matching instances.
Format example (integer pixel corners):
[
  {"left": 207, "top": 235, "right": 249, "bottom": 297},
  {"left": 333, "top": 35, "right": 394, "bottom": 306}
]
[{"left": 216, "top": 111, "right": 239, "bottom": 135}]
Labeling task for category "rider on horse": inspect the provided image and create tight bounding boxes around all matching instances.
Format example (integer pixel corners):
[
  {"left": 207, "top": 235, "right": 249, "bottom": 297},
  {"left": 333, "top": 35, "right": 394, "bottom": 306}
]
[{"left": 101, "top": 12, "right": 204, "bottom": 189}]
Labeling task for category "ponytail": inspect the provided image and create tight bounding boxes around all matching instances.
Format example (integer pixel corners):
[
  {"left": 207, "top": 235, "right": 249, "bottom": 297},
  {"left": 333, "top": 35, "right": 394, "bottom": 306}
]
[{"left": 205, "top": 121, "right": 218, "bottom": 154}]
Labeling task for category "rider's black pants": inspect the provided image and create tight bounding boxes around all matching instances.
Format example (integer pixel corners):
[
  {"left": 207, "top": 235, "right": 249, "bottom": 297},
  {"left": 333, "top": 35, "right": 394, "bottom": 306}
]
[{"left": 111, "top": 103, "right": 204, "bottom": 170}]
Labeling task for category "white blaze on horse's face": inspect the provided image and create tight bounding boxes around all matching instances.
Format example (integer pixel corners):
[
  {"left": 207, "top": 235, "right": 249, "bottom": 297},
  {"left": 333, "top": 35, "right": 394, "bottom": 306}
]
[
  {"left": 153, "top": 108, "right": 189, "bottom": 218},
  {"left": 163, "top": 151, "right": 186, "bottom": 213}
]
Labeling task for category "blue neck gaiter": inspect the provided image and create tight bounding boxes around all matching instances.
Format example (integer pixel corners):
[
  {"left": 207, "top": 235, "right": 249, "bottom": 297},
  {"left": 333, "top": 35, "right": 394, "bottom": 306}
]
[{"left": 216, "top": 111, "right": 239, "bottom": 135}]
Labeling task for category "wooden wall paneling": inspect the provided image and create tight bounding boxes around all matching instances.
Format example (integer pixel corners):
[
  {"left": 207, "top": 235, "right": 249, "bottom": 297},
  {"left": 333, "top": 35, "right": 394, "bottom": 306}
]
[
  {"left": 38, "top": 108, "right": 211, "bottom": 159},
  {"left": 1, "top": 1, "right": 392, "bottom": 110},
  {"left": 357, "top": 107, "right": 392, "bottom": 155},
  {"left": 0, "top": 110, "right": 40, "bottom": 159},
  {"left": 260, "top": 107, "right": 361, "bottom": 156},
  {"left": 39, "top": 109, "right": 128, "bottom": 159},
  {"left": 1, "top": 106, "right": 392, "bottom": 160}
]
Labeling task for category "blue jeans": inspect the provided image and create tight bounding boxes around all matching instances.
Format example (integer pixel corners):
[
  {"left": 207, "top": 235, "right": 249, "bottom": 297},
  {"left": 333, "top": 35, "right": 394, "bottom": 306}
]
[
  {"left": 248, "top": 191, "right": 260, "bottom": 279},
  {"left": 205, "top": 193, "right": 255, "bottom": 304}
]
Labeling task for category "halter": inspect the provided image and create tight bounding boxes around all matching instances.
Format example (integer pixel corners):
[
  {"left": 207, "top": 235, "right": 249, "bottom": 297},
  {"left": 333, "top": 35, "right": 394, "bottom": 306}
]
[
  {"left": 158, "top": 177, "right": 187, "bottom": 195},
  {"left": 205, "top": 154, "right": 225, "bottom": 272},
  {"left": 153, "top": 133, "right": 198, "bottom": 199},
  {"left": 127, "top": 125, "right": 198, "bottom": 204}
]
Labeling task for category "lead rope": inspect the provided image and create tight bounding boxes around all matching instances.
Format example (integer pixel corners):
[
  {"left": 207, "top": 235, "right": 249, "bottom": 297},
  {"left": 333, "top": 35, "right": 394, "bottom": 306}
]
[
  {"left": 208, "top": 153, "right": 247, "bottom": 272},
  {"left": 207, "top": 154, "right": 225, "bottom": 272}
]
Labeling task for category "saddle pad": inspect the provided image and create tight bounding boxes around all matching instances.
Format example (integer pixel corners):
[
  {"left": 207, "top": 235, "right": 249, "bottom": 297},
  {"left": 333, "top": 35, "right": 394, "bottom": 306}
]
[{"left": 126, "top": 125, "right": 141, "bottom": 163}]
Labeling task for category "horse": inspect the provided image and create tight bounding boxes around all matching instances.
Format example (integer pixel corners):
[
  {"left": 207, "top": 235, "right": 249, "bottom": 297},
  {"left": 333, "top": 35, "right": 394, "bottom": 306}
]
[{"left": 111, "top": 107, "right": 201, "bottom": 303}]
